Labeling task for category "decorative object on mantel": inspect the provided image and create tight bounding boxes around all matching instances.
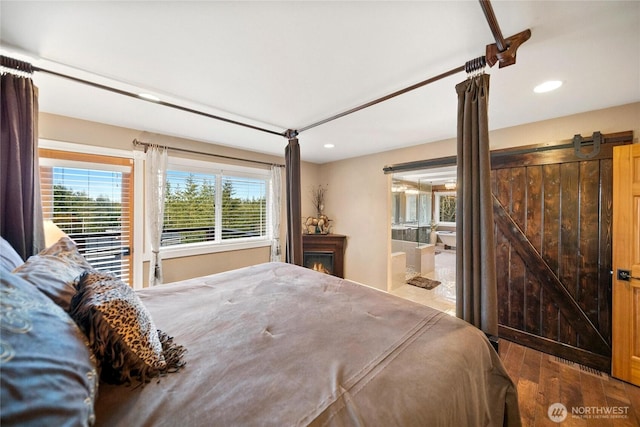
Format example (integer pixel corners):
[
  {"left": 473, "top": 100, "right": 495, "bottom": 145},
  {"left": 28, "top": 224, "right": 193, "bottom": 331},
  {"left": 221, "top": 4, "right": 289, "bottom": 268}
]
[
  {"left": 304, "top": 215, "right": 332, "bottom": 234},
  {"left": 311, "top": 184, "right": 327, "bottom": 217},
  {"left": 305, "top": 185, "right": 332, "bottom": 234}
]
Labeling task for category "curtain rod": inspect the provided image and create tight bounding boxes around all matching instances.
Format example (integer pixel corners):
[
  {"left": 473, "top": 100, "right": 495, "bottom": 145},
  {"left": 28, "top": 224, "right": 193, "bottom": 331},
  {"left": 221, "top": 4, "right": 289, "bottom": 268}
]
[
  {"left": 297, "top": 64, "right": 467, "bottom": 134},
  {"left": 479, "top": 0, "right": 507, "bottom": 52},
  {"left": 132, "top": 139, "right": 284, "bottom": 168},
  {"left": 1, "top": 55, "right": 285, "bottom": 138},
  {"left": 1, "top": 2, "right": 529, "bottom": 141}
]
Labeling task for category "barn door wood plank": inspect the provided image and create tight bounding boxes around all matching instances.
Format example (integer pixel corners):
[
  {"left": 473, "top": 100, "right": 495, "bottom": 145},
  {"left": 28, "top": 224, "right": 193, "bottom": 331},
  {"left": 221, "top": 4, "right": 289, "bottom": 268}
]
[
  {"left": 578, "top": 160, "right": 602, "bottom": 334},
  {"left": 598, "top": 158, "right": 613, "bottom": 344},
  {"left": 525, "top": 166, "right": 543, "bottom": 334},
  {"left": 494, "top": 169, "right": 512, "bottom": 326},
  {"left": 559, "top": 162, "right": 580, "bottom": 347},
  {"left": 493, "top": 195, "right": 611, "bottom": 355},
  {"left": 541, "top": 164, "right": 561, "bottom": 341}
]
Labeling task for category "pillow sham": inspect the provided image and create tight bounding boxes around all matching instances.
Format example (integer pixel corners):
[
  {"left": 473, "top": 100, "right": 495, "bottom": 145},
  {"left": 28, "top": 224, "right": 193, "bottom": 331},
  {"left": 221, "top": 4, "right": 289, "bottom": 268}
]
[
  {"left": 0, "top": 237, "right": 23, "bottom": 272},
  {"left": 69, "top": 270, "right": 186, "bottom": 385},
  {"left": 12, "top": 237, "right": 92, "bottom": 311},
  {"left": 0, "top": 271, "right": 98, "bottom": 427}
]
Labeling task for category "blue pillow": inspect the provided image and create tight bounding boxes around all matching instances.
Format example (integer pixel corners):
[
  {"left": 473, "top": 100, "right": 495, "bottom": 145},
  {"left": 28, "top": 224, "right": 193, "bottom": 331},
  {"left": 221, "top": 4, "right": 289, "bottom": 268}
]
[
  {"left": 1, "top": 237, "right": 23, "bottom": 272},
  {"left": 0, "top": 271, "right": 98, "bottom": 426}
]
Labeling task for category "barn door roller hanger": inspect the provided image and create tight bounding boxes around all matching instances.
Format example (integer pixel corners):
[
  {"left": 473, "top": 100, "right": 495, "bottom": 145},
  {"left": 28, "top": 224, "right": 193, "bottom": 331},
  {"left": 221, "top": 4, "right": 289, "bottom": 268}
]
[{"left": 573, "top": 131, "right": 602, "bottom": 159}]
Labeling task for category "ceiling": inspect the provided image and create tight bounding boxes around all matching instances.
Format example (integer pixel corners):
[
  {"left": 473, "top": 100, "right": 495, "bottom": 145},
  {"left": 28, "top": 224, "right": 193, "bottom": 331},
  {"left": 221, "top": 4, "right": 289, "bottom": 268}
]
[{"left": 1, "top": 1, "right": 638, "bottom": 164}]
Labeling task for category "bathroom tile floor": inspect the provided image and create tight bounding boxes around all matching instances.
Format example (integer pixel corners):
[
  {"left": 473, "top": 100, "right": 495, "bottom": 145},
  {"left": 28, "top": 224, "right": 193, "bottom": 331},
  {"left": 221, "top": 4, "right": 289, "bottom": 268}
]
[{"left": 390, "top": 249, "right": 457, "bottom": 316}]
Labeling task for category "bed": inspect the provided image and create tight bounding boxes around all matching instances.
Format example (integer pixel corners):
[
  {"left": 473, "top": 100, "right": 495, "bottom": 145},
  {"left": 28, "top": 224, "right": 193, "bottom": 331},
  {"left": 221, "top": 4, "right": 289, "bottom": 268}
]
[{"left": 1, "top": 237, "right": 520, "bottom": 426}]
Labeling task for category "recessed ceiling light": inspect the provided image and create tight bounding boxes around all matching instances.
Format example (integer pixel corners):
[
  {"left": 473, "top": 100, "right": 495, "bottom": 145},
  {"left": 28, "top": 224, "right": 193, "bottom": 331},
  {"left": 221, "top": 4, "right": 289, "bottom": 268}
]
[
  {"left": 324, "top": 144, "right": 335, "bottom": 149},
  {"left": 533, "top": 80, "right": 562, "bottom": 94},
  {"left": 138, "top": 93, "right": 160, "bottom": 102}
]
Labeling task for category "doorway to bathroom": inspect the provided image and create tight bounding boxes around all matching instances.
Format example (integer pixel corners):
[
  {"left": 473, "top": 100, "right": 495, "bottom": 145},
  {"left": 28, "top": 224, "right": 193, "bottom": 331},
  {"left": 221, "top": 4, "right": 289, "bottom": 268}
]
[{"left": 388, "top": 165, "right": 457, "bottom": 315}]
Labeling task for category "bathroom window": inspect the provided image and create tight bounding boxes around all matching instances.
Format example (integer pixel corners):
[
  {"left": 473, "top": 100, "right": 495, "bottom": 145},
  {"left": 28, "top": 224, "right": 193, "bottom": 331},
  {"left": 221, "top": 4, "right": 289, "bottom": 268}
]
[
  {"left": 434, "top": 191, "right": 456, "bottom": 225},
  {"left": 405, "top": 192, "right": 418, "bottom": 223}
]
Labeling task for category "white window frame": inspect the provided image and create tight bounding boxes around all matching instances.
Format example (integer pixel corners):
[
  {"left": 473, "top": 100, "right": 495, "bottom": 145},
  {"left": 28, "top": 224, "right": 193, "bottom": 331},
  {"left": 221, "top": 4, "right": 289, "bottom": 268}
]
[
  {"left": 434, "top": 191, "right": 457, "bottom": 226},
  {"left": 39, "top": 140, "right": 272, "bottom": 289},
  {"left": 154, "top": 155, "right": 271, "bottom": 261}
]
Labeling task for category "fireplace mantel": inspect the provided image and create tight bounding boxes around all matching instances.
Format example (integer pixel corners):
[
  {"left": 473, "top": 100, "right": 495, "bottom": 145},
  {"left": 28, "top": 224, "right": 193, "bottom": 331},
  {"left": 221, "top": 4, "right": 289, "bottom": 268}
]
[{"left": 302, "top": 234, "right": 347, "bottom": 278}]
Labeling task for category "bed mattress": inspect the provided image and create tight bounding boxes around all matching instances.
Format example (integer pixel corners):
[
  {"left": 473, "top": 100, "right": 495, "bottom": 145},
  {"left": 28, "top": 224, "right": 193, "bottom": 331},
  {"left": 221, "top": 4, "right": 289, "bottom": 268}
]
[{"left": 95, "top": 262, "right": 520, "bottom": 426}]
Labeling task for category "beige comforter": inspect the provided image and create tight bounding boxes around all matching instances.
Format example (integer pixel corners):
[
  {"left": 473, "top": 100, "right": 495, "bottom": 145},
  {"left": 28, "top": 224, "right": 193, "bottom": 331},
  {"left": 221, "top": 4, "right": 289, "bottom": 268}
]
[{"left": 95, "top": 262, "right": 520, "bottom": 426}]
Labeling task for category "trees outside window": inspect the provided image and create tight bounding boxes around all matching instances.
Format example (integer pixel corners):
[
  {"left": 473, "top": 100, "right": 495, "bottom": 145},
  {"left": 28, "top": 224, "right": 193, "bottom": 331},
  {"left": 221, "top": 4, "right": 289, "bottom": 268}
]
[{"left": 162, "top": 169, "right": 268, "bottom": 247}]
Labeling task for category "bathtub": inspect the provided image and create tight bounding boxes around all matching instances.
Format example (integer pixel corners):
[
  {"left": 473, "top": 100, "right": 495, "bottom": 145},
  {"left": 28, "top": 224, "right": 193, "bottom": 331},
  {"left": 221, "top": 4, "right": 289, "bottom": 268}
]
[{"left": 436, "top": 231, "right": 457, "bottom": 248}]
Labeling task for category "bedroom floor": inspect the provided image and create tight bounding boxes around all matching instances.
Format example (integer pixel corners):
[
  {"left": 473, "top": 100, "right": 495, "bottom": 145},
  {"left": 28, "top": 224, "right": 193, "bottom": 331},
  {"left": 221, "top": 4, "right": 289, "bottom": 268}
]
[
  {"left": 500, "top": 340, "right": 640, "bottom": 427},
  {"left": 391, "top": 257, "right": 640, "bottom": 425},
  {"left": 390, "top": 250, "right": 456, "bottom": 315}
]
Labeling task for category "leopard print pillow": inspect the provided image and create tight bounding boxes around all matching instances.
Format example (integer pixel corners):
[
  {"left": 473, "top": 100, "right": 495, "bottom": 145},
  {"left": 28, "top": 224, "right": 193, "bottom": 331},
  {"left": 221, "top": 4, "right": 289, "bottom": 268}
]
[{"left": 69, "top": 270, "right": 166, "bottom": 384}]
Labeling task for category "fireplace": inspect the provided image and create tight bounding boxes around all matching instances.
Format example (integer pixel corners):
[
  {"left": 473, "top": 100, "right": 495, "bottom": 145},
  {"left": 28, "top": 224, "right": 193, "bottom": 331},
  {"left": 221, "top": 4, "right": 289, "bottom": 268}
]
[
  {"left": 302, "top": 234, "right": 346, "bottom": 278},
  {"left": 304, "top": 252, "right": 334, "bottom": 275}
]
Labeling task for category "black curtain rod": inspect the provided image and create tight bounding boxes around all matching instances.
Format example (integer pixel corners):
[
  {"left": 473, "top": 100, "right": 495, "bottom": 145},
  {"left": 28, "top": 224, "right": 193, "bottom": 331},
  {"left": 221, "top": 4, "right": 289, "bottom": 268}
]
[
  {"left": 1, "top": 51, "right": 500, "bottom": 143},
  {"left": 1, "top": 57, "right": 286, "bottom": 139},
  {"left": 1, "top": 55, "right": 482, "bottom": 140},
  {"left": 132, "top": 139, "right": 284, "bottom": 168},
  {"left": 297, "top": 64, "right": 467, "bottom": 133}
]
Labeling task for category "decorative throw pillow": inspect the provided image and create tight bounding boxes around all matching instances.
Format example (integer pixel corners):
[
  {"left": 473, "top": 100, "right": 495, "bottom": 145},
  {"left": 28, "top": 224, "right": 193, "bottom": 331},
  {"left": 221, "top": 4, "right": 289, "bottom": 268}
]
[
  {"left": 0, "top": 271, "right": 98, "bottom": 426},
  {"left": 12, "top": 237, "right": 92, "bottom": 311},
  {"left": 69, "top": 270, "right": 186, "bottom": 385},
  {"left": 0, "top": 237, "right": 23, "bottom": 272}
]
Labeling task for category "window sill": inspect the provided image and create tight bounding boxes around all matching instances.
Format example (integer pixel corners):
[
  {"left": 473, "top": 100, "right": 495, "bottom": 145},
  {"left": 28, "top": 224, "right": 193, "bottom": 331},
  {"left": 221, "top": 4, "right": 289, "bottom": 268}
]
[{"left": 145, "top": 239, "right": 271, "bottom": 261}]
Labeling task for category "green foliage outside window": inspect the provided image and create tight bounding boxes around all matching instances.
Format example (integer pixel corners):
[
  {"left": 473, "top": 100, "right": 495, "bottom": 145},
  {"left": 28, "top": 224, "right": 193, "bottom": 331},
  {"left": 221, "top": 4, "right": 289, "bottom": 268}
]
[
  {"left": 163, "top": 173, "right": 266, "bottom": 245},
  {"left": 439, "top": 195, "right": 457, "bottom": 223},
  {"left": 53, "top": 184, "right": 121, "bottom": 234}
]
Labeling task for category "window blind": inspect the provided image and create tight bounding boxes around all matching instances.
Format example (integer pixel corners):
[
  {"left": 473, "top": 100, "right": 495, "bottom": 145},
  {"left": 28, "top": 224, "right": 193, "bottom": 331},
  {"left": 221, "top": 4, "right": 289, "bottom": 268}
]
[
  {"left": 221, "top": 175, "right": 267, "bottom": 240},
  {"left": 162, "top": 166, "right": 268, "bottom": 248},
  {"left": 163, "top": 170, "right": 216, "bottom": 245},
  {"left": 39, "top": 153, "right": 133, "bottom": 285}
]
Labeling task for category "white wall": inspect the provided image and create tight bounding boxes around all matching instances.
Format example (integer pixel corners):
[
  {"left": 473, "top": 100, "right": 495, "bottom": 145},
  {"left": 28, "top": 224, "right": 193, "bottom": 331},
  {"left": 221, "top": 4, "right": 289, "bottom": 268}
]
[
  {"left": 38, "top": 113, "right": 320, "bottom": 284},
  {"left": 318, "top": 102, "right": 640, "bottom": 290},
  {"left": 38, "top": 103, "right": 640, "bottom": 289}
]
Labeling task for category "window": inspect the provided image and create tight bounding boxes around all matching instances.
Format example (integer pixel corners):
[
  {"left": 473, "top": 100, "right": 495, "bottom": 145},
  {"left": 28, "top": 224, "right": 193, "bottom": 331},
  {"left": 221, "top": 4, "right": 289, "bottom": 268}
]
[
  {"left": 162, "top": 159, "right": 269, "bottom": 249},
  {"left": 434, "top": 191, "right": 457, "bottom": 225},
  {"left": 39, "top": 149, "right": 133, "bottom": 285}
]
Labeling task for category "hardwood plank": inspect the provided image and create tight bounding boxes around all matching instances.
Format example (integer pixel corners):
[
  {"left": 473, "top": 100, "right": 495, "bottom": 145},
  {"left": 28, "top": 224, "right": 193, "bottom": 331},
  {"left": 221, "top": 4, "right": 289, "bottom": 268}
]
[
  {"left": 518, "top": 378, "right": 539, "bottom": 427},
  {"left": 498, "top": 340, "right": 640, "bottom": 427},
  {"left": 519, "top": 348, "right": 542, "bottom": 426},
  {"left": 502, "top": 339, "right": 526, "bottom": 383},
  {"left": 534, "top": 353, "right": 561, "bottom": 427},
  {"left": 580, "top": 370, "right": 613, "bottom": 427},
  {"left": 623, "top": 382, "right": 640, "bottom": 425}
]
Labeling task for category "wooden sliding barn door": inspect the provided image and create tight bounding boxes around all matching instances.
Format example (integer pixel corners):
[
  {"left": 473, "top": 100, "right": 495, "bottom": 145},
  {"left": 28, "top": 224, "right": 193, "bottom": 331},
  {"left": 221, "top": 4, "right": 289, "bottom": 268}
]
[{"left": 490, "top": 131, "right": 633, "bottom": 372}]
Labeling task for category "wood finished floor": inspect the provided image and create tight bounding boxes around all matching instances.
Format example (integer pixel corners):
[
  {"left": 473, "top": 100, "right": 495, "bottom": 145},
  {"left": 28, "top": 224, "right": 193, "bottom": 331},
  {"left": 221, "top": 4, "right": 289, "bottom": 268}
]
[{"left": 499, "top": 340, "right": 640, "bottom": 426}]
